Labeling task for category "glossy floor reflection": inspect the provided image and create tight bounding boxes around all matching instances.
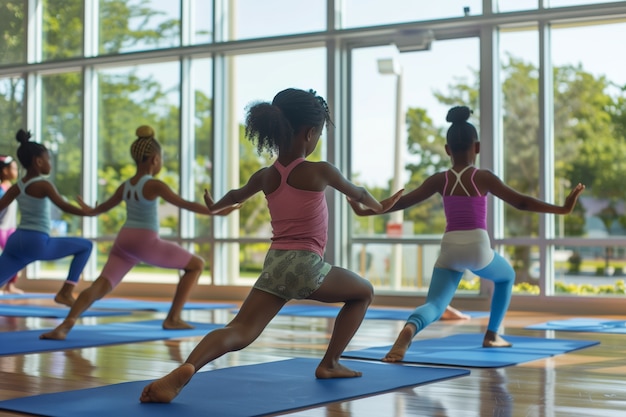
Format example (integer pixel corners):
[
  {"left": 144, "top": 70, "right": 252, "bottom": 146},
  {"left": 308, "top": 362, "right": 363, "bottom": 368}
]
[{"left": 0, "top": 298, "right": 625, "bottom": 417}]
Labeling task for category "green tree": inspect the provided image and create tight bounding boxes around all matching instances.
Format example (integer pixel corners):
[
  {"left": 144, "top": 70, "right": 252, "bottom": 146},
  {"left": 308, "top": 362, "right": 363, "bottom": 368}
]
[
  {"left": 0, "top": 1, "right": 26, "bottom": 64},
  {"left": 99, "top": 0, "right": 180, "bottom": 54}
]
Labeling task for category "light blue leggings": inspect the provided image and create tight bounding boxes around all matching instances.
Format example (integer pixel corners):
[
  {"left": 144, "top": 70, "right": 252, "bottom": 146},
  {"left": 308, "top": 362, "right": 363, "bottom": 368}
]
[
  {"left": 0, "top": 229, "right": 93, "bottom": 287},
  {"left": 406, "top": 252, "right": 515, "bottom": 334}
]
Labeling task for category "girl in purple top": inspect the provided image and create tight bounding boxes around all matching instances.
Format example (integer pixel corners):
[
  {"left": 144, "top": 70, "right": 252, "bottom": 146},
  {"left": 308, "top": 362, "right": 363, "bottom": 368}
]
[
  {"left": 140, "top": 88, "right": 402, "bottom": 404},
  {"left": 350, "top": 106, "right": 584, "bottom": 362}
]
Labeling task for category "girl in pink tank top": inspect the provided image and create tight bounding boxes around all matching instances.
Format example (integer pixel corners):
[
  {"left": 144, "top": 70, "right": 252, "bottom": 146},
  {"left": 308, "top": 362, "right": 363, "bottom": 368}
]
[{"left": 140, "top": 88, "right": 402, "bottom": 404}]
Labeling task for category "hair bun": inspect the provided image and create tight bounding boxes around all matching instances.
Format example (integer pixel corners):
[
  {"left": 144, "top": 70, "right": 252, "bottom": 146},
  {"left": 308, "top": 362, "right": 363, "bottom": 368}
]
[
  {"left": 15, "top": 129, "right": 32, "bottom": 144},
  {"left": 446, "top": 106, "right": 472, "bottom": 124},
  {"left": 136, "top": 125, "right": 155, "bottom": 138}
]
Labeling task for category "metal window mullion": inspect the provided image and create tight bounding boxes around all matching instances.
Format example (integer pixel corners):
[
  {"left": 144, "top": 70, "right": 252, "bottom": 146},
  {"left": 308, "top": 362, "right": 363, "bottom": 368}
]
[
  {"left": 539, "top": 21, "right": 555, "bottom": 295},
  {"left": 81, "top": 66, "right": 98, "bottom": 280},
  {"left": 27, "top": 0, "right": 42, "bottom": 63},
  {"left": 179, "top": 57, "right": 195, "bottom": 240},
  {"left": 325, "top": 37, "right": 347, "bottom": 267},
  {"left": 181, "top": 0, "right": 193, "bottom": 46},
  {"left": 479, "top": 25, "right": 501, "bottom": 240},
  {"left": 84, "top": 0, "right": 99, "bottom": 57}
]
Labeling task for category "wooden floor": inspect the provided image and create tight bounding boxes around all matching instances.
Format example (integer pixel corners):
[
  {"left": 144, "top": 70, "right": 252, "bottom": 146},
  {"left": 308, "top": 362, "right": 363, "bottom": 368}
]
[{"left": 1, "top": 296, "right": 625, "bottom": 417}]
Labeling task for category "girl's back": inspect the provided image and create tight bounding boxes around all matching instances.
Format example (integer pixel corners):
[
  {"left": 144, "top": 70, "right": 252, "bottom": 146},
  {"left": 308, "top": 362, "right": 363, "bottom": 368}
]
[
  {"left": 122, "top": 175, "right": 158, "bottom": 232},
  {"left": 441, "top": 166, "right": 487, "bottom": 232},
  {"left": 16, "top": 177, "right": 51, "bottom": 233},
  {"left": 265, "top": 158, "right": 328, "bottom": 258}
]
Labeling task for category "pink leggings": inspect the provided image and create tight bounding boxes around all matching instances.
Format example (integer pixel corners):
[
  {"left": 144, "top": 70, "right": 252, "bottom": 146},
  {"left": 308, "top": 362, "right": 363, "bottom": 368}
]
[
  {"left": 0, "top": 228, "right": 17, "bottom": 284},
  {"left": 100, "top": 228, "right": 194, "bottom": 287}
]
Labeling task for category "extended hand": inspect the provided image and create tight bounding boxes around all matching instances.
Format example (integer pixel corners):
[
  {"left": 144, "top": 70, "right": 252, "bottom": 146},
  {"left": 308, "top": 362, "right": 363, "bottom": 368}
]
[
  {"left": 76, "top": 195, "right": 97, "bottom": 215},
  {"left": 378, "top": 189, "right": 404, "bottom": 213},
  {"left": 347, "top": 189, "right": 404, "bottom": 216},
  {"left": 563, "top": 183, "right": 585, "bottom": 213},
  {"left": 346, "top": 196, "right": 372, "bottom": 216},
  {"left": 203, "top": 189, "right": 215, "bottom": 210},
  {"left": 204, "top": 189, "right": 241, "bottom": 215}
]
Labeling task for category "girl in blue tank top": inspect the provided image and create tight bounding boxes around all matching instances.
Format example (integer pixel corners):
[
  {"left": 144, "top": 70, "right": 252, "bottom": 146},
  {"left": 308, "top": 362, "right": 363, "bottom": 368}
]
[
  {"left": 41, "top": 125, "right": 238, "bottom": 341},
  {"left": 0, "top": 129, "right": 94, "bottom": 306}
]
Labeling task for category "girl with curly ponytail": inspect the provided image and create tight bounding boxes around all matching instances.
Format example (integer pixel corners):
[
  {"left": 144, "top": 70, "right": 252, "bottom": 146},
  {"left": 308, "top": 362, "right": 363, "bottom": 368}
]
[{"left": 139, "top": 88, "right": 402, "bottom": 404}]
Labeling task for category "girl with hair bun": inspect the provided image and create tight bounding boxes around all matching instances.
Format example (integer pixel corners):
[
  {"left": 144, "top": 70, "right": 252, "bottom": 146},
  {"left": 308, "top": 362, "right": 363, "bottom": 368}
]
[
  {"left": 41, "top": 125, "right": 237, "bottom": 340},
  {"left": 0, "top": 129, "right": 94, "bottom": 305},
  {"left": 349, "top": 105, "right": 585, "bottom": 361},
  {"left": 140, "top": 88, "right": 402, "bottom": 404}
]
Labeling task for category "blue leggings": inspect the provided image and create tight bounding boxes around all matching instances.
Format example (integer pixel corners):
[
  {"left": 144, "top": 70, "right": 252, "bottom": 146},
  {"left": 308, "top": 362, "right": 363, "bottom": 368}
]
[
  {"left": 406, "top": 252, "right": 515, "bottom": 334},
  {"left": 0, "top": 229, "right": 93, "bottom": 287}
]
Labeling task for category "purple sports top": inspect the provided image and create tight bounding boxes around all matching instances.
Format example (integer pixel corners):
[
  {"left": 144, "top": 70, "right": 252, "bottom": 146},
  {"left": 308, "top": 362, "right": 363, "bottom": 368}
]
[{"left": 442, "top": 166, "right": 487, "bottom": 232}]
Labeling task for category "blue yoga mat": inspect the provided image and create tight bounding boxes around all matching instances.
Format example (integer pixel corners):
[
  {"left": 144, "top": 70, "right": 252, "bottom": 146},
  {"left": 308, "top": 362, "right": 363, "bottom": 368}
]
[
  {"left": 92, "top": 298, "right": 236, "bottom": 312},
  {"left": 236, "top": 304, "right": 489, "bottom": 320},
  {"left": 526, "top": 318, "right": 626, "bottom": 334},
  {"left": 0, "top": 293, "right": 55, "bottom": 299},
  {"left": 342, "top": 333, "right": 599, "bottom": 368},
  {"left": 0, "top": 304, "right": 131, "bottom": 318},
  {"left": 0, "top": 320, "right": 222, "bottom": 356},
  {"left": 0, "top": 358, "right": 469, "bottom": 417}
]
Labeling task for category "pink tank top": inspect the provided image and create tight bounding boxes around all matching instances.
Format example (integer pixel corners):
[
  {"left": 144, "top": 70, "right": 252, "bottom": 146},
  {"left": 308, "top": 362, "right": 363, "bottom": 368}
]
[
  {"left": 266, "top": 158, "right": 328, "bottom": 257},
  {"left": 442, "top": 166, "right": 487, "bottom": 232}
]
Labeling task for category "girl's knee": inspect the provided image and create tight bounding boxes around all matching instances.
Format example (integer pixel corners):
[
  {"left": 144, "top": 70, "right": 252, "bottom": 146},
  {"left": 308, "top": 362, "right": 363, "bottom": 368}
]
[
  {"left": 81, "top": 239, "right": 93, "bottom": 250},
  {"left": 185, "top": 255, "right": 205, "bottom": 272},
  {"left": 359, "top": 279, "right": 374, "bottom": 304}
]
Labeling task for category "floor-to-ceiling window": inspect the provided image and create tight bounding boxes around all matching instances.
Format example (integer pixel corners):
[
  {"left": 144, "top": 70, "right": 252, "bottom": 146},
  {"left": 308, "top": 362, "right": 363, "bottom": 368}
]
[
  {"left": 349, "top": 37, "right": 481, "bottom": 295},
  {"left": 1, "top": 1, "right": 625, "bottom": 312}
]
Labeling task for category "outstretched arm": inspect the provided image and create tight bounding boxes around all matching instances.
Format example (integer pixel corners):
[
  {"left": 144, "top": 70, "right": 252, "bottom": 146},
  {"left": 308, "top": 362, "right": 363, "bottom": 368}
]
[
  {"left": 321, "top": 162, "right": 402, "bottom": 213},
  {"left": 204, "top": 168, "right": 265, "bottom": 213},
  {"left": 486, "top": 171, "right": 585, "bottom": 214},
  {"left": 40, "top": 181, "right": 97, "bottom": 216},
  {"left": 348, "top": 173, "right": 443, "bottom": 216},
  {"left": 203, "top": 191, "right": 242, "bottom": 215},
  {"left": 145, "top": 179, "right": 216, "bottom": 215},
  {"left": 77, "top": 184, "right": 125, "bottom": 215}
]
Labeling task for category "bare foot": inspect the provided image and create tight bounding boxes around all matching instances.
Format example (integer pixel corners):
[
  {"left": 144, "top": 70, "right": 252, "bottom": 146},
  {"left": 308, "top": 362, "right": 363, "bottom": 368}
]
[
  {"left": 382, "top": 324, "right": 415, "bottom": 363},
  {"left": 54, "top": 292, "right": 75, "bottom": 307},
  {"left": 40, "top": 320, "right": 75, "bottom": 340},
  {"left": 140, "top": 363, "right": 195, "bottom": 403},
  {"left": 162, "top": 318, "right": 195, "bottom": 330},
  {"left": 4, "top": 283, "right": 24, "bottom": 294},
  {"left": 483, "top": 330, "right": 512, "bottom": 348},
  {"left": 440, "top": 306, "right": 471, "bottom": 320},
  {"left": 315, "top": 362, "right": 362, "bottom": 379}
]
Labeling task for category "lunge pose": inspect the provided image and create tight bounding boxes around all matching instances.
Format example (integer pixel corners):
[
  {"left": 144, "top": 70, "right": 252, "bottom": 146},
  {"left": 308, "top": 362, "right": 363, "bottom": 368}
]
[
  {"left": 0, "top": 130, "right": 94, "bottom": 305},
  {"left": 140, "top": 88, "right": 402, "bottom": 404},
  {"left": 349, "top": 106, "right": 584, "bottom": 362},
  {"left": 41, "top": 125, "right": 235, "bottom": 340}
]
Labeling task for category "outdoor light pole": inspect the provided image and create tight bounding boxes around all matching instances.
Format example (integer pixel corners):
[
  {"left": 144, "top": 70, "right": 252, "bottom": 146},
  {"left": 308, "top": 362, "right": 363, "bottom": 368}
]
[{"left": 378, "top": 58, "right": 404, "bottom": 289}]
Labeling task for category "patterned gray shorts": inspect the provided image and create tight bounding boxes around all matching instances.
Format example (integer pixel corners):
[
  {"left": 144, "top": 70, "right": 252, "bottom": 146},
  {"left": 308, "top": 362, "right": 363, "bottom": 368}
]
[{"left": 253, "top": 250, "right": 332, "bottom": 300}]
